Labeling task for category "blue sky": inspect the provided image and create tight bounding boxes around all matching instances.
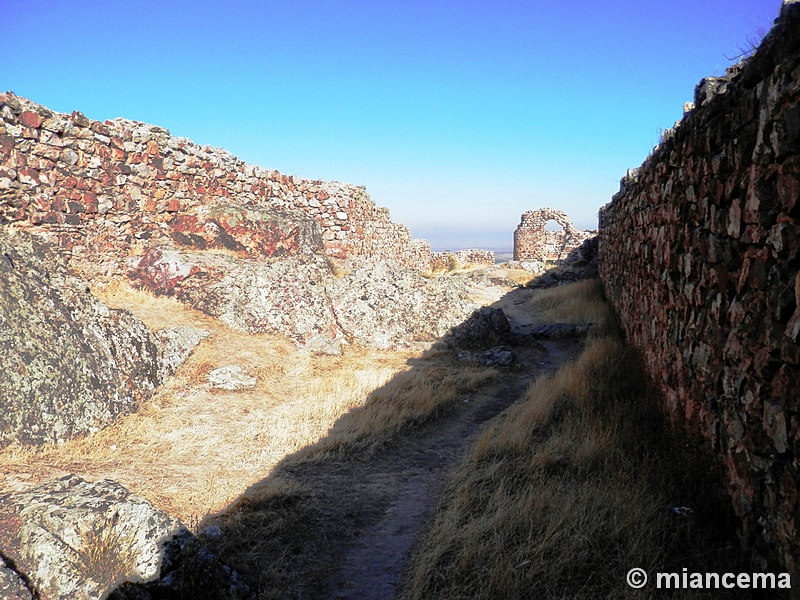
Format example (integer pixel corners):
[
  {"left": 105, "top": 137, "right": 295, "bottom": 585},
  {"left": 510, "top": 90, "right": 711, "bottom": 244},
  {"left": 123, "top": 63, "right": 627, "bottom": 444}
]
[{"left": 3, "top": 0, "right": 780, "bottom": 250}]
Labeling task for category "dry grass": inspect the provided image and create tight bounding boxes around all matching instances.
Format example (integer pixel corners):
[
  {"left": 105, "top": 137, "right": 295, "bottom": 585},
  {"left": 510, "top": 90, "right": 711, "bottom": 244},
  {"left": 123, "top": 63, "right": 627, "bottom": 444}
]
[
  {"left": 74, "top": 515, "right": 139, "bottom": 590},
  {"left": 523, "top": 277, "right": 615, "bottom": 330},
  {"left": 403, "top": 326, "right": 741, "bottom": 599},
  {"left": 0, "top": 279, "right": 497, "bottom": 536},
  {"left": 0, "top": 280, "right": 419, "bottom": 526},
  {"left": 291, "top": 347, "right": 498, "bottom": 461},
  {"left": 198, "top": 346, "right": 499, "bottom": 598}
]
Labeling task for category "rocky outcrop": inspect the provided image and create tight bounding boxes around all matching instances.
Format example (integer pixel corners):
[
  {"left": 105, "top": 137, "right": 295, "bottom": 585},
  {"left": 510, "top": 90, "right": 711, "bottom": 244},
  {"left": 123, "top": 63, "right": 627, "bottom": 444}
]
[
  {"left": 513, "top": 208, "right": 595, "bottom": 262},
  {"left": 0, "top": 476, "right": 252, "bottom": 600},
  {"left": 127, "top": 244, "right": 479, "bottom": 352},
  {"left": 598, "top": 1, "right": 800, "bottom": 577},
  {"left": 328, "top": 260, "right": 481, "bottom": 349},
  {"left": 154, "top": 326, "right": 209, "bottom": 378},
  {"left": 0, "top": 93, "right": 430, "bottom": 272},
  {"left": 0, "top": 229, "right": 162, "bottom": 447}
]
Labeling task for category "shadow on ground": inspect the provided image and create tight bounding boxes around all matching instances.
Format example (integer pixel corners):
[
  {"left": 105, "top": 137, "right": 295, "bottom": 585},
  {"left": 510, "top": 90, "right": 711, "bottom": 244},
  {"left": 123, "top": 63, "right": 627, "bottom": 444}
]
[{"left": 109, "top": 281, "right": 588, "bottom": 600}]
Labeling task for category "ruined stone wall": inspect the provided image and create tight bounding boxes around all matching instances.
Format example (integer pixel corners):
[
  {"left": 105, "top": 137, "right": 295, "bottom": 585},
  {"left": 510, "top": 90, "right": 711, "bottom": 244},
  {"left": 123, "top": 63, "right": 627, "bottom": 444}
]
[
  {"left": 0, "top": 94, "right": 430, "bottom": 272},
  {"left": 598, "top": 2, "right": 800, "bottom": 575},
  {"left": 430, "top": 249, "right": 495, "bottom": 271},
  {"left": 513, "top": 208, "right": 595, "bottom": 262}
]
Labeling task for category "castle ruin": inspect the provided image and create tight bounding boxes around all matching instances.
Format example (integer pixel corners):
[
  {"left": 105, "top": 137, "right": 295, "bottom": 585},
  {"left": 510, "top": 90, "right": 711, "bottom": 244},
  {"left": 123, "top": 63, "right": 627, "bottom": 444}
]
[{"left": 513, "top": 208, "right": 595, "bottom": 262}]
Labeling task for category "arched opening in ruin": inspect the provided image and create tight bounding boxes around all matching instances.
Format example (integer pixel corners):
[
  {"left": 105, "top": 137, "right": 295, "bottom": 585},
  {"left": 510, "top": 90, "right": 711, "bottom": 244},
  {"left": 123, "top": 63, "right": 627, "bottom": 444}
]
[
  {"left": 544, "top": 220, "right": 564, "bottom": 231},
  {"left": 542, "top": 220, "right": 571, "bottom": 265}
]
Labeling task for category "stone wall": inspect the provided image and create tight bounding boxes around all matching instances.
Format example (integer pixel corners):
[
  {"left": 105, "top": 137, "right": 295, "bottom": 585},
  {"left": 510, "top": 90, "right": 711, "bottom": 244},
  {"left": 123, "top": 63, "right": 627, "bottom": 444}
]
[
  {"left": 513, "top": 207, "right": 595, "bottom": 262},
  {"left": 598, "top": 1, "right": 800, "bottom": 576},
  {"left": 430, "top": 249, "right": 495, "bottom": 271},
  {"left": 0, "top": 94, "right": 431, "bottom": 273}
]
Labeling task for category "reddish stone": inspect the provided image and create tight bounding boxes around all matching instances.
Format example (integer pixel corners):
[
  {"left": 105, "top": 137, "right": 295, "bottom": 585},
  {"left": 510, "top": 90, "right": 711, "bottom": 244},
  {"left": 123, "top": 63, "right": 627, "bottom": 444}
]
[
  {"left": 83, "top": 192, "right": 98, "bottom": 213},
  {"left": 19, "top": 111, "right": 43, "bottom": 128},
  {"left": 52, "top": 196, "right": 67, "bottom": 212},
  {"left": 69, "top": 111, "right": 90, "bottom": 127},
  {"left": 42, "top": 211, "right": 64, "bottom": 224},
  {"left": 166, "top": 198, "right": 180, "bottom": 213},
  {"left": 317, "top": 189, "right": 330, "bottom": 201},
  {"left": 0, "top": 134, "right": 14, "bottom": 156},
  {"left": 90, "top": 122, "right": 109, "bottom": 136}
]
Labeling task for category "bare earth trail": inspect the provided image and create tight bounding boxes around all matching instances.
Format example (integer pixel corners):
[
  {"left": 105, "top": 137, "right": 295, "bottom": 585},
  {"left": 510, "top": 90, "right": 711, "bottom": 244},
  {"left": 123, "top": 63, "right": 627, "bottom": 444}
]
[{"left": 277, "top": 287, "right": 584, "bottom": 599}]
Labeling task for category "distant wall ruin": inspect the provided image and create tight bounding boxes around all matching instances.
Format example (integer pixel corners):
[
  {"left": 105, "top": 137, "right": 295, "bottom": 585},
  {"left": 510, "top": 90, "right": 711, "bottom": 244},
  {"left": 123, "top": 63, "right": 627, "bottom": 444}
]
[
  {"left": 598, "top": 2, "right": 800, "bottom": 576},
  {"left": 430, "top": 249, "right": 495, "bottom": 271},
  {"left": 513, "top": 208, "right": 595, "bottom": 262},
  {"left": 0, "top": 94, "right": 431, "bottom": 273}
]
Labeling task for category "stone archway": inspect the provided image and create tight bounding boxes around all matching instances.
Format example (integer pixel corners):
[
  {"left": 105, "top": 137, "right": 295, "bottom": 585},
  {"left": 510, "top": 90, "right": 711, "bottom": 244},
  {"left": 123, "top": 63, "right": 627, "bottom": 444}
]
[{"left": 513, "top": 208, "right": 587, "bottom": 262}]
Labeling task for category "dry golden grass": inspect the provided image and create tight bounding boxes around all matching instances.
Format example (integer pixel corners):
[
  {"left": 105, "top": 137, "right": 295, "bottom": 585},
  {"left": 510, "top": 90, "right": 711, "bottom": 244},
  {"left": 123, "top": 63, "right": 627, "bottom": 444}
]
[
  {"left": 74, "top": 516, "right": 139, "bottom": 591},
  {"left": 495, "top": 266, "right": 538, "bottom": 287},
  {"left": 0, "top": 280, "right": 421, "bottom": 526},
  {"left": 291, "top": 348, "right": 498, "bottom": 461},
  {"left": 403, "top": 326, "right": 741, "bottom": 599},
  {"left": 523, "top": 277, "right": 616, "bottom": 330}
]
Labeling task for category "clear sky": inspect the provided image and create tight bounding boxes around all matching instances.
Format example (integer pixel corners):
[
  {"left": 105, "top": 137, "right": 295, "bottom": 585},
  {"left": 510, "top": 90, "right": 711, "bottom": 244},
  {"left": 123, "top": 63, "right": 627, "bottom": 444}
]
[{"left": 2, "top": 0, "right": 780, "bottom": 250}]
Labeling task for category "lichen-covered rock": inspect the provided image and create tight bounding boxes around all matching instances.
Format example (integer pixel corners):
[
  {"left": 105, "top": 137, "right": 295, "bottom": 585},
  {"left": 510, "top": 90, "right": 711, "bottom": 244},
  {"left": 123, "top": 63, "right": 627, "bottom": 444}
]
[
  {"left": 177, "top": 253, "right": 343, "bottom": 346},
  {"left": 0, "top": 475, "right": 182, "bottom": 599},
  {"left": 154, "top": 326, "right": 209, "bottom": 378},
  {"left": 0, "top": 229, "right": 161, "bottom": 447},
  {"left": 456, "top": 346, "right": 517, "bottom": 367},
  {"left": 0, "top": 476, "right": 253, "bottom": 600},
  {"left": 442, "top": 307, "right": 513, "bottom": 351},
  {"left": 328, "top": 260, "right": 480, "bottom": 349},
  {"left": 129, "top": 248, "right": 478, "bottom": 351},
  {"left": 109, "top": 528, "right": 254, "bottom": 600},
  {"left": 169, "top": 202, "right": 324, "bottom": 258}
]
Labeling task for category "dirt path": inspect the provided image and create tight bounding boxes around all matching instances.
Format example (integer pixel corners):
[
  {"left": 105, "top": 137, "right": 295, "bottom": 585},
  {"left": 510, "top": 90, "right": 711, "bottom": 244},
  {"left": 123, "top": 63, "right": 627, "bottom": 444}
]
[{"left": 278, "top": 288, "right": 583, "bottom": 599}]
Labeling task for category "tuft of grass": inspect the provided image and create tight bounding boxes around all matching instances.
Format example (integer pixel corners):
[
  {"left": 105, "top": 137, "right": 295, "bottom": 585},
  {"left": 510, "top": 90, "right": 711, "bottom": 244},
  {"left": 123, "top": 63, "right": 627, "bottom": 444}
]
[
  {"left": 403, "top": 331, "right": 742, "bottom": 600},
  {"left": 73, "top": 513, "right": 139, "bottom": 591}
]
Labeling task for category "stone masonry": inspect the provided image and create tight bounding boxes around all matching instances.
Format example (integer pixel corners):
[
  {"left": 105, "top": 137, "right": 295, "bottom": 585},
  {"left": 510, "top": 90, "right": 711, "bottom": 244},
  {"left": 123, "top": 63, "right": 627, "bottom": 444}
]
[
  {"left": 513, "top": 208, "right": 595, "bottom": 262},
  {"left": 0, "top": 94, "right": 431, "bottom": 273},
  {"left": 598, "top": 1, "right": 800, "bottom": 577},
  {"left": 430, "top": 249, "right": 495, "bottom": 271}
]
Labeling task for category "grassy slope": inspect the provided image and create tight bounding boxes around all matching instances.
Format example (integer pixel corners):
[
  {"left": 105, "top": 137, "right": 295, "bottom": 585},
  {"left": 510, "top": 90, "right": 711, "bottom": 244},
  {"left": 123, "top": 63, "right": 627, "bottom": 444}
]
[{"left": 403, "top": 280, "right": 746, "bottom": 599}]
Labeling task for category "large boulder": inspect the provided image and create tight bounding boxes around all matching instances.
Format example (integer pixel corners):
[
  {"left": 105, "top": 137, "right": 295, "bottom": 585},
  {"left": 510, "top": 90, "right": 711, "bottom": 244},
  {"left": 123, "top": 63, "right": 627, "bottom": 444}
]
[
  {"left": 0, "top": 230, "right": 162, "bottom": 447},
  {"left": 0, "top": 476, "right": 253, "bottom": 600},
  {"left": 328, "top": 260, "right": 480, "bottom": 349},
  {"left": 442, "top": 307, "right": 513, "bottom": 351}
]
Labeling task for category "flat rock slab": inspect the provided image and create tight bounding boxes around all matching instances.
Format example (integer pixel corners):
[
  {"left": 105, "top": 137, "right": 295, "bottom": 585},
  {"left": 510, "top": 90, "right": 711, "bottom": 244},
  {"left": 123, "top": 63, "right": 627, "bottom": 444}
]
[{"left": 208, "top": 365, "right": 257, "bottom": 390}]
